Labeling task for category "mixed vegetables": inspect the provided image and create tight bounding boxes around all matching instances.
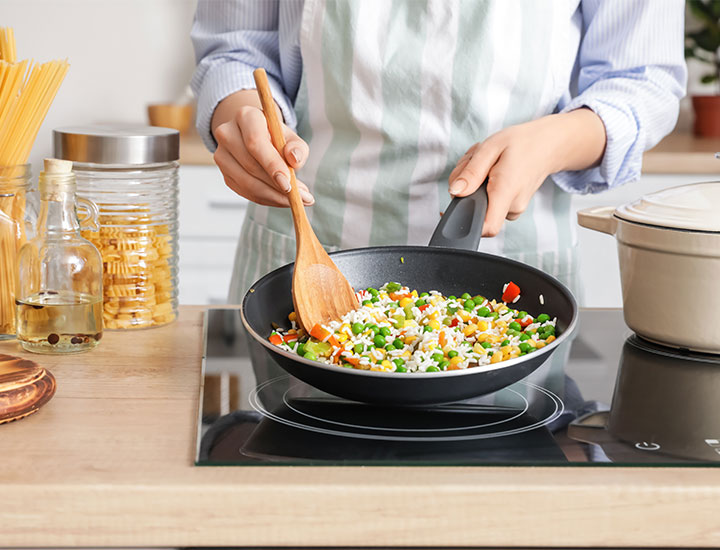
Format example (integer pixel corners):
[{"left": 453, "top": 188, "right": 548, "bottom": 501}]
[{"left": 269, "top": 282, "right": 558, "bottom": 373}]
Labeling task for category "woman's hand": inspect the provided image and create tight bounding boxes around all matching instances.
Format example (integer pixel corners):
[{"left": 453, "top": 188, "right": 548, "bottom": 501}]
[
  {"left": 211, "top": 89, "right": 315, "bottom": 207},
  {"left": 449, "top": 108, "right": 606, "bottom": 237}
]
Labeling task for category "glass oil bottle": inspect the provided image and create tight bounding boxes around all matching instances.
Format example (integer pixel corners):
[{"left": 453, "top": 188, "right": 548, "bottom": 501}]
[{"left": 15, "top": 158, "right": 103, "bottom": 353}]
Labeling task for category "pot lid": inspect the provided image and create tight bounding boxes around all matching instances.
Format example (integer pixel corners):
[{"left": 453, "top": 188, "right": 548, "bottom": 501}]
[{"left": 614, "top": 181, "right": 720, "bottom": 233}]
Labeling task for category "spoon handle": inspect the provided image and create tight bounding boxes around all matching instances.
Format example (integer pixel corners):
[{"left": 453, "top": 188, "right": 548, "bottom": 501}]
[{"left": 253, "top": 68, "right": 308, "bottom": 234}]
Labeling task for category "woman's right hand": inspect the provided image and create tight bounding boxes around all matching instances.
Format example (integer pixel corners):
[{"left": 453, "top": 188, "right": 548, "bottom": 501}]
[{"left": 211, "top": 89, "right": 314, "bottom": 207}]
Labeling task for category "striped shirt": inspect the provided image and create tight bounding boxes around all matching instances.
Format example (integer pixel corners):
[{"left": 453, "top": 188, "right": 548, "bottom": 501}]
[{"left": 191, "top": 0, "right": 686, "bottom": 194}]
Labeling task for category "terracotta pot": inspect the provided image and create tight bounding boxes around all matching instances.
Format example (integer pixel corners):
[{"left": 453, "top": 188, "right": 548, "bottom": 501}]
[
  {"left": 692, "top": 95, "right": 720, "bottom": 137},
  {"left": 577, "top": 182, "right": 720, "bottom": 354}
]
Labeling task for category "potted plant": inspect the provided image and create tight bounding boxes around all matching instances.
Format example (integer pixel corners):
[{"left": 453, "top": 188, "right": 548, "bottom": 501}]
[{"left": 686, "top": 0, "right": 720, "bottom": 137}]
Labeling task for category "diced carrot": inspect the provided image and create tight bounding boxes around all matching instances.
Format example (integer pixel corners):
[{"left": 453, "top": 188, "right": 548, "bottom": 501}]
[
  {"left": 309, "top": 323, "right": 331, "bottom": 341},
  {"left": 518, "top": 316, "right": 533, "bottom": 328},
  {"left": 418, "top": 304, "right": 430, "bottom": 312},
  {"left": 283, "top": 333, "right": 298, "bottom": 343},
  {"left": 438, "top": 331, "right": 446, "bottom": 347},
  {"left": 345, "top": 356, "right": 360, "bottom": 366},
  {"left": 269, "top": 333, "right": 283, "bottom": 346}
]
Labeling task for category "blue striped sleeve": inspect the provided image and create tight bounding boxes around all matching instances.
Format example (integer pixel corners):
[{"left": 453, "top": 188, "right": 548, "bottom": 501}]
[
  {"left": 553, "top": 0, "right": 687, "bottom": 194},
  {"left": 190, "top": 0, "right": 298, "bottom": 152}
]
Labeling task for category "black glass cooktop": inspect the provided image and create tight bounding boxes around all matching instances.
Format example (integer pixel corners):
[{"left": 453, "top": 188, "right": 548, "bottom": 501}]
[{"left": 196, "top": 308, "right": 720, "bottom": 466}]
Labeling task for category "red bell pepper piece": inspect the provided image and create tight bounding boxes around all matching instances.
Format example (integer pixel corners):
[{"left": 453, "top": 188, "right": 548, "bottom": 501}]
[
  {"left": 269, "top": 333, "right": 283, "bottom": 346},
  {"left": 502, "top": 281, "right": 521, "bottom": 303}
]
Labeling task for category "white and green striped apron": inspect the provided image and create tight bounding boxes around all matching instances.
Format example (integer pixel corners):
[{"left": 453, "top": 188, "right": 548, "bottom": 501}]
[{"left": 232, "top": 0, "right": 580, "bottom": 407}]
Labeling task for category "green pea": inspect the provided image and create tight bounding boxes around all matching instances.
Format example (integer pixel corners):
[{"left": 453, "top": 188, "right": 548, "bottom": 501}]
[
  {"left": 536, "top": 313, "right": 550, "bottom": 323},
  {"left": 438, "top": 360, "right": 450, "bottom": 370},
  {"left": 507, "top": 329, "right": 518, "bottom": 337},
  {"left": 442, "top": 317, "right": 452, "bottom": 326},
  {"left": 477, "top": 306, "right": 491, "bottom": 317},
  {"left": 423, "top": 325, "right": 433, "bottom": 333},
  {"left": 386, "top": 282, "right": 402, "bottom": 292},
  {"left": 518, "top": 310, "right": 528, "bottom": 319},
  {"left": 287, "top": 341, "right": 296, "bottom": 350},
  {"left": 296, "top": 343, "right": 306, "bottom": 356},
  {"left": 351, "top": 322, "right": 364, "bottom": 335},
  {"left": 448, "top": 295, "right": 457, "bottom": 301},
  {"left": 519, "top": 332, "right": 531, "bottom": 342},
  {"left": 368, "top": 287, "right": 379, "bottom": 296},
  {"left": 490, "top": 312, "right": 499, "bottom": 319},
  {"left": 393, "top": 338, "right": 404, "bottom": 349},
  {"left": 362, "top": 300, "right": 372, "bottom": 306},
  {"left": 395, "top": 365, "right": 408, "bottom": 373},
  {"left": 447, "top": 350, "right": 459, "bottom": 358},
  {"left": 464, "top": 302, "right": 475, "bottom": 312},
  {"left": 385, "top": 344, "right": 395, "bottom": 352},
  {"left": 353, "top": 343, "right": 364, "bottom": 354},
  {"left": 393, "top": 358, "right": 405, "bottom": 368},
  {"left": 527, "top": 347, "right": 536, "bottom": 353},
  {"left": 343, "top": 363, "right": 354, "bottom": 369},
  {"left": 368, "top": 324, "right": 380, "bottom": 334},
  {"left": 461, "top": 292, "right": 471, "bottom": 300},
  {"left": 426, "top": 366, "right": 441, "bottom": 372},
  {"left": 370, "top": 296, "right": 379, "bottom": 303},
  {"left": 501, "top": 339, "right": 510, "bottom": 346},
  {"left": 420, "top": 292, "right": 429, "bottom": 298},
  {"left": 519, "top": 352, "right": 527, "bottom": 356},
  {"left": 303, "top": 351, "right": 318, "bottom": 361},
  {"left": 447, "top": 306, "right": 458, "bottom": 314},
  {"left": 519, "top": 342, "right": 532, "bottom": 353},
  {"left": 431, "top": 352, "right": 444, "bottom": 362},
  {"left": 379, "top": 326, "right": 391, "bottom": 337},
  {"left": 415, "top": 299, "right": 426, "bottom": 307},
  {"left": 487, "top": 351, "right": 494, "bottom": 357},
  {"left": 373, "top": 334, "right": 386, "bottom": 348},
  {"left": 480, "top": 341, "right": 492, "bottom": 349},
  {"left": 509, "top": 321, "right": 522, "bottom": 331}
]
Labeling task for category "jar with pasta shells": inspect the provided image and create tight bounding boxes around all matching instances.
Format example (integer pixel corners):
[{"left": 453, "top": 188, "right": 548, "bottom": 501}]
[{"left": 54, "top": 125, "right": 179, "bottom": 329}]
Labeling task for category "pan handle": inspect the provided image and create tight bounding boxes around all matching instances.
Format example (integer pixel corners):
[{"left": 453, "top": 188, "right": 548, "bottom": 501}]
[
  {"left": 577, "top": 206, "right": 617, "bottom": 236},
  {"left": 429, "top": 180, "right": 488, "bottom": 250}
]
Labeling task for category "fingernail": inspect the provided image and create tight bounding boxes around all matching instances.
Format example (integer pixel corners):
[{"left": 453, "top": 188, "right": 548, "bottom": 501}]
[
  {"left": 450, "top": 178, "right": 467, "bottom": 196},
  {"left": 274, "top": 172, "right": 291, "bottom": 193},
  {"left": 300, "top": 190, "right": 315, "bottom": 205},
  {"left": 290, "top": 148, "right": 303, "bottom": 165}
]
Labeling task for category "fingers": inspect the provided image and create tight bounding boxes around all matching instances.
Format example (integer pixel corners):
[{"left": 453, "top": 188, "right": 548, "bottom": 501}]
[
  {"left": 283, "top": 126, "right": 309, "bottom": 170},
  {"left": 482, "top": 170, "right": 516, "bottom": 237},
  {"left": 236, "top": 107, "right": 294, "bottom": 193},
  {"left": 449, "top": 141, "right": 502, "bottom": 197},
  {"left": 215, "top": 147, "right": 315, "bottom": 207}
]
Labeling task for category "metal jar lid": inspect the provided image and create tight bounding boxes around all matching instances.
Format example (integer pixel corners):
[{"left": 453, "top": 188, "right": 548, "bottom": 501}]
[{"left": 53, "top": 124, "right": 179, "bottom": 165}]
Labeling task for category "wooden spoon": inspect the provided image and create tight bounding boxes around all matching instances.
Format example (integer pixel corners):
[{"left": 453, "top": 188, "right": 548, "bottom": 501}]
[{"left": 253, "top": 68, "right": 358, "bottom": 332}]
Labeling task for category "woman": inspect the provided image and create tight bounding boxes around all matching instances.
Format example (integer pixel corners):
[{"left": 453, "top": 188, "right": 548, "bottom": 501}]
[{"left": 191, "top": 0, "right": 685, "bottom": 306}]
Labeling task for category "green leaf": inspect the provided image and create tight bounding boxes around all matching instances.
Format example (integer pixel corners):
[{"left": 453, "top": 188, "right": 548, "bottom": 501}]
[
  {"left": 688, "top": 28, "right": 720, "bottom": 53},
  {"left": 701, "top": 73, "right": 718, "bottom": 84}
]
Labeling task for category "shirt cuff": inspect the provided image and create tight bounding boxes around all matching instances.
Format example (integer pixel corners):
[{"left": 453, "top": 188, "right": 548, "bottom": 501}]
[
  {"left": 194, "top": 62, "right": 297, "bottom": 152},
  {"left": 552, "top": 95, "right": 640, "bottom": 195}
]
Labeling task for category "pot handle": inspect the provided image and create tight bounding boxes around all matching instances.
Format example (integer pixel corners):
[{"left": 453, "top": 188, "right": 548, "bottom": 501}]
[
  {"left": 577, "top": 206, "right": 617, "bottom": 236},
  {"left": 429, "top": 179, "right": 488, "bottom": 250}
]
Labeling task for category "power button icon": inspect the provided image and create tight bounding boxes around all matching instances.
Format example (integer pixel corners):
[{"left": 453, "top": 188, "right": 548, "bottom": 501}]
[{"left": 635, "top": 441, "right": 661, "bottom": 451}]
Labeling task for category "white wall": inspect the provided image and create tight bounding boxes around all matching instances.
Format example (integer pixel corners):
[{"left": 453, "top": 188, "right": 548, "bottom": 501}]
[{"left": 3, "top": 0, "right": 198, "bottom": 168}]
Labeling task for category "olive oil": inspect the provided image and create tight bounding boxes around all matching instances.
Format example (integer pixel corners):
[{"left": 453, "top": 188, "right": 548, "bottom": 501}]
[{"left": 16, "top": 291, "right": 103, "bottom": 354}]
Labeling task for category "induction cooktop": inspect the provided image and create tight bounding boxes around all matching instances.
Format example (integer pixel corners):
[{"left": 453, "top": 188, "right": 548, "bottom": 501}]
[{"left": 196, "top": 308, "right": 720, "bottom": 466}]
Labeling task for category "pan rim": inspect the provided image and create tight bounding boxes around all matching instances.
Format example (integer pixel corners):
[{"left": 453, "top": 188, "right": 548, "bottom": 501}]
[{"left": 240, "top": 245, "right": 578, "bottom": 379}]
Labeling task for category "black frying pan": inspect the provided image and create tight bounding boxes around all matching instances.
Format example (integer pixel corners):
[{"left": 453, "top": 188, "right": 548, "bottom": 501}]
[{"left": 241, "top": 185, "right": 578, "bottom": 406}]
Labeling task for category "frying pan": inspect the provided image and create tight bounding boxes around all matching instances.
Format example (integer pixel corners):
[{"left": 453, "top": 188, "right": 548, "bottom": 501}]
[{"left": 241, "top": 185, "right": 578, "bottom": 406}]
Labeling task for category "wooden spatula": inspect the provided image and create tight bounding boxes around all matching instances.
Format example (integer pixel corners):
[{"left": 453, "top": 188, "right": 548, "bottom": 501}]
[{"left": 253, "top": 68, "right": 358, "bottom": 332}]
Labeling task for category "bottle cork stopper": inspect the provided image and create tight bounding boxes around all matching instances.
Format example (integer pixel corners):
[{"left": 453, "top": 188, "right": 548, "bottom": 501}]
[{"left": 43, "top": 158, "right": 73, "bottom": 174}]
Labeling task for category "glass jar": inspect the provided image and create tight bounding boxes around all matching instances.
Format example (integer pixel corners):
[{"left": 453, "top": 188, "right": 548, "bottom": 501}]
[
  {"left": 54, "top": 125, "right": 179, "bottom": 329},
  {"left": 0, "top": 164, "right": 36, "bottom": 339},
  {"left": 16, "top": 159, "right": 103, "bottom": 353}
]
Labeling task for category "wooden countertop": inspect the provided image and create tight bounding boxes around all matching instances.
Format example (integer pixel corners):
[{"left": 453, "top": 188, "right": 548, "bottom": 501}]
[
  {"left": 2, "top": 306, "right": 720, "bottom": 548},
  {"left": 181, "top": 130, "right": 720, "bottom": 174}
]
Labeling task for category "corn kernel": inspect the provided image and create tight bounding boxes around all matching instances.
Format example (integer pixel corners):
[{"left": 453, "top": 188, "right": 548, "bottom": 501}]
[
  {"left": 370, "top": 366, "right": 383, "bottom": 371},
  {"left": 428, "top": 311, "right": 439, "bottom": 320},
  {"left": 473, "top": 343, "right": 486, "bottom": 354},
  {"left": 495, "top": 320, "right": 507, "bottom": 330},
  {"left": 449, "top": 356, "right": 463, "bottom": 366},
  {"left": 428, "top": 319, "right": 441, "bottom": 330},
  {"left": 411, "top": 290, "right": 418, "bottom": 298},
  {"left": 426, "top": 342, "right": 437, "bottom": 350},
  {"left": 340, "top": 323, "right": 351, "bottom": 334},
  {"left": 404, "top": 335, "right": 417, "bottom": 345},
  {"left": 381, "top": 360, "right": 393, "bottom": 370},
  {"left": 399, "top": 297, "right": 413, "bottom": 307},
  {"left": 463, "top": 324, "right": 478, "bottom": 337},
  {"left": 535, "top": 341, "right": 546, "bottom": 349},
  {"left": 430, "top": 296, "right": 441, "bottom": 306},
  {"left": 288, "top": 311, "right": 297, "bottom": 322},
  {"left": 402, "top": 350, "right": 412, "bottom": 358},
  {"left": 379, "top": 292, "right": 389, "bottom": 300},
  {"left": 491, "top": 352, "right": 503, "bottom": 364},
  {"left": 497, "top": 306, "right": 509, "bottom": 315},
  {"left": 546, "top": 335, "right": 556, "bottom": 343},
  {"left": 477, "top": 320, "right": 488, "bottom": 331},
  {"left": 404, "top": 319, "right": 418, "bottom": 328},
  {"left": 337, "top": 333, "right": 348, "bottom": 343},
  {"left": 475, "top": 333, "right": 488, "bottom": 343},
  {"left": 458, "top": 310, "right": 472, "bottom": 322}
]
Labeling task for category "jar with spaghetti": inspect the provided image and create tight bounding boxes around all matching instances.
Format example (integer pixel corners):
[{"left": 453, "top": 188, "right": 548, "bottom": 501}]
[
  {"left": 54, "top": 125, "right": 179, "bottom": 329},
  {"left": 0, "top": 164, "right": 35, "bottom": 339}
]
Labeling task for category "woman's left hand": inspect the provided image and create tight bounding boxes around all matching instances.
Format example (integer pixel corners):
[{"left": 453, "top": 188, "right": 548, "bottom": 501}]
[{"left": 448, "top": 108, "right": 606, "bottom": 237}]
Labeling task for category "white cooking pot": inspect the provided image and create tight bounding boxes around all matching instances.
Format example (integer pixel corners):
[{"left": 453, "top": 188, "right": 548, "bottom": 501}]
[{"left": 577, "top": 182, "right": 720, "bottom": 354}]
